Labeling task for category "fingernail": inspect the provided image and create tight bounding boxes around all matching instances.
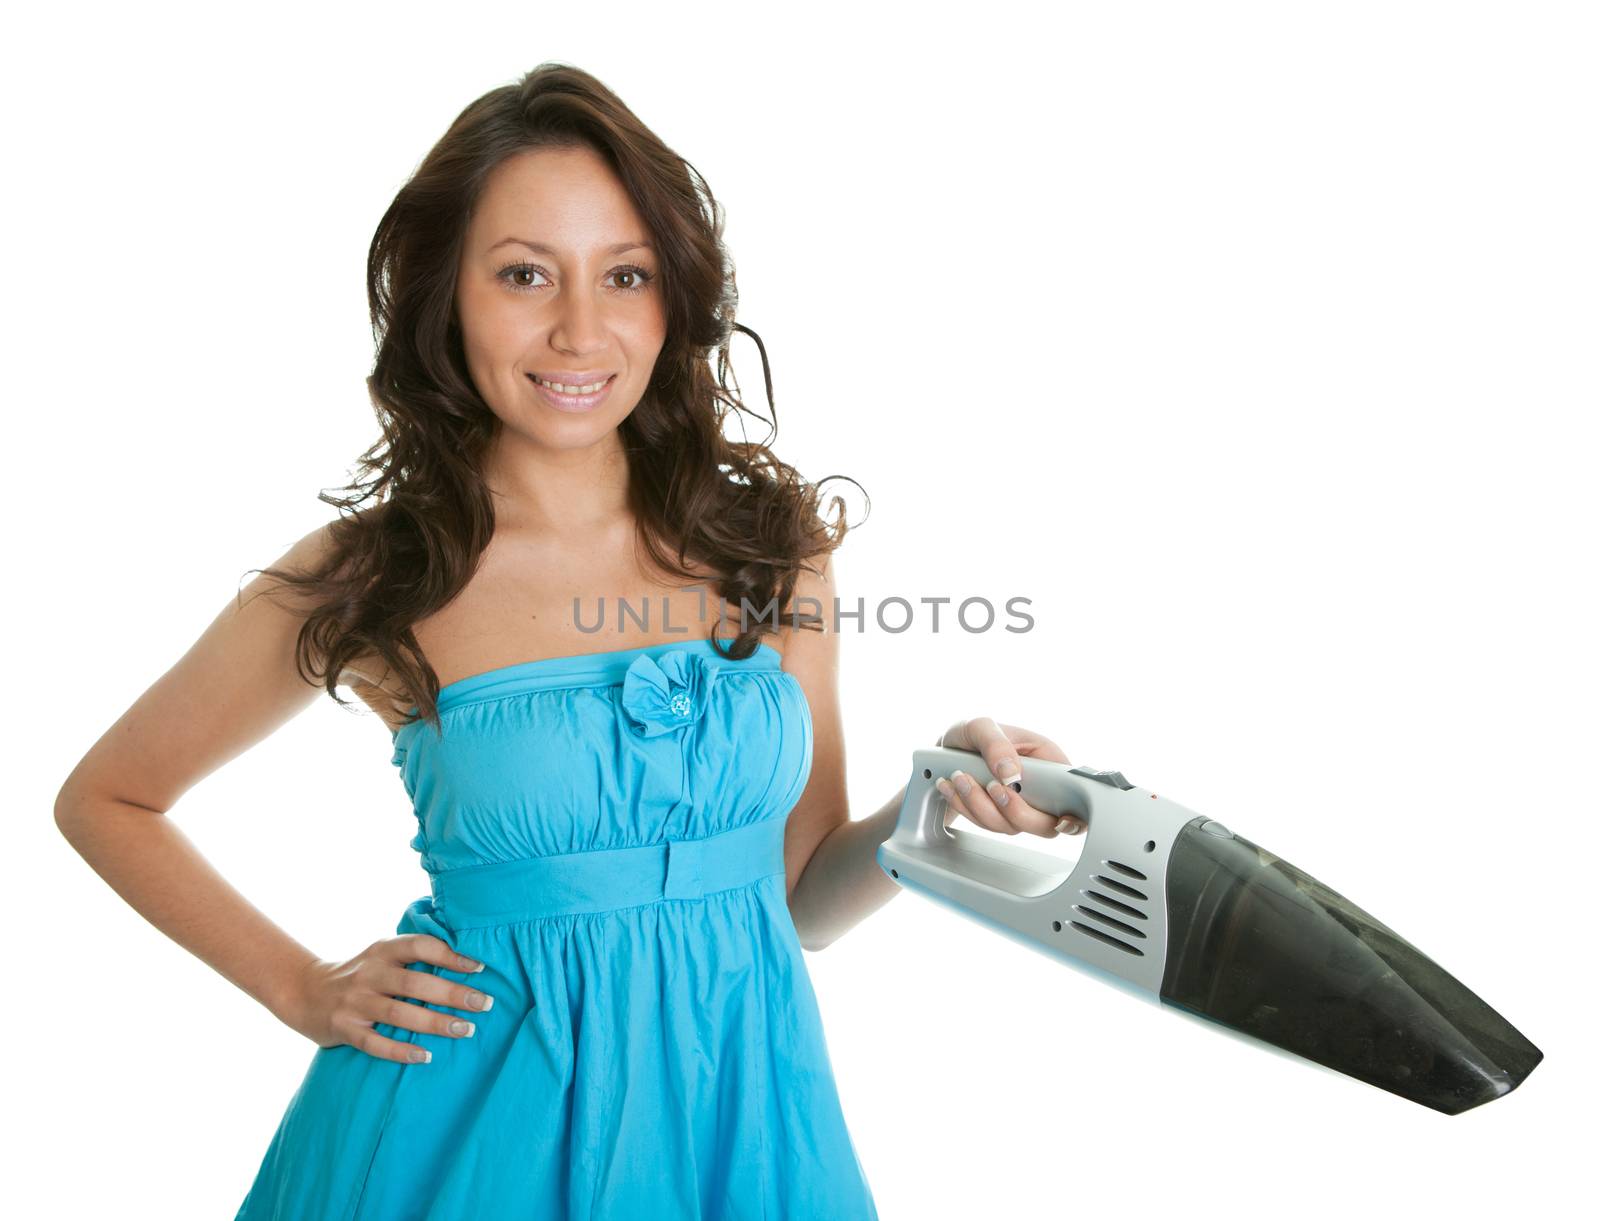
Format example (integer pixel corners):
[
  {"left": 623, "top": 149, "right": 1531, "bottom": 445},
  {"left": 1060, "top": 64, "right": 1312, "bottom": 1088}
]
[
  {"left": 953, "top": 771, "right": 972, "bottom": 796},
  {"left": 467, "top": 991, "right": 494, "bottom": 1011},
  {"left": 995, "top": 759, "right": 1020, "bottom": 782},
  {"left": 986, "top": 780, "right": 1010, "bottom": 807},
  {"left": 410, "top": 1047, "right": 430, "bottom": 1063},
  {"left": 449, "top": 1019, "right": 475, "bottom": 1037}
]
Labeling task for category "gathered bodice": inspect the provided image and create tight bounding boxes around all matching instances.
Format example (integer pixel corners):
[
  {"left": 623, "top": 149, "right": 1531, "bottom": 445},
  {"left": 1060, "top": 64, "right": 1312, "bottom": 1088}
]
[{"left": 387, "top": 638, "right": 814, "bottom": 875}]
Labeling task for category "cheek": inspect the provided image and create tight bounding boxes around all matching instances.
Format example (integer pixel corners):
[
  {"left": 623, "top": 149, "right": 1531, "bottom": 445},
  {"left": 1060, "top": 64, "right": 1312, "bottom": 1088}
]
[
  {"left": 458, "top": 283, "right": 526, "bottom": 356},
  {"left": 622, "top": 303, "right": 669, "bottom": 364},
  {"left": 478, "top": 304, "right": 535, "bottom": 357}
]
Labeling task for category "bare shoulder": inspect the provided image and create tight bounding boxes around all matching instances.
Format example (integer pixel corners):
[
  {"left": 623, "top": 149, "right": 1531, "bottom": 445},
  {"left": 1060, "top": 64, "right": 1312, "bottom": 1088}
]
[
  {"left": 262, "top": 516, "right": 415, "bottom": 731},
  {"left": 777, "top": 550, "right": 839, "bottom": 679},
  {"left": 297, "top": 518, "right": 419, "bottom": 731}
]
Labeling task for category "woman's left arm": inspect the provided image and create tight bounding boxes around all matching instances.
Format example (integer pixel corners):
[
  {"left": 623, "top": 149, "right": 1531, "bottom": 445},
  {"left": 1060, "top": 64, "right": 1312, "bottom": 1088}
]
[{"left": 780, "top": 555, "right": 1084, "bottom": 952}]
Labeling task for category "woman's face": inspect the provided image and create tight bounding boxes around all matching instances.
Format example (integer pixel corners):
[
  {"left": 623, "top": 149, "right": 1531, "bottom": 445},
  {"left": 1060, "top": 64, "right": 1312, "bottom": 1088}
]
[{"left": 456, "top": 145, "right": 667, "bottom": 449}]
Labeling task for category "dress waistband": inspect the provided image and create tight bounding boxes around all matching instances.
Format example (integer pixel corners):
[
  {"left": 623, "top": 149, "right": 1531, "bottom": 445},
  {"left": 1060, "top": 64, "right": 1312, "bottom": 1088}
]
[{"left": 429, "top": 817, "right": 788, "bottom": 928}]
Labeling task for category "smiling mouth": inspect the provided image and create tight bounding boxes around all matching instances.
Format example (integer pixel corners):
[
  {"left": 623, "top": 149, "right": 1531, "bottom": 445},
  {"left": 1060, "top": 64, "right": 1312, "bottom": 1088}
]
[{"left": 527, "top": 372, "right": 616, "bottom": 395}]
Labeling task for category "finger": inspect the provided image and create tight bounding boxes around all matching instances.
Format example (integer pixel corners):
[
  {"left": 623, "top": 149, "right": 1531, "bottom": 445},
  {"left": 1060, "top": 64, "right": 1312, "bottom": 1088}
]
[
  {"left": 938, "top": 719, "right": 1028, "bottom": 818},
  {"left": 979, "top": 776, "right": 1070, "bottom": 837},
  {"left": 962, "top": 716, "right": 1028, "bottom": 791},
  {"left": 352, "top": 1025, "right": 435, "bottom": 1065},
  {"left": 950, "top": 768, "right": 1056, "bottom": 836},
  {"left": 957, "top": 768, "right": 1067, "bottom": 837},
  {"left": 954, "top": 716, "right": 1072, "bottom": 786},
  {"left": 952, "top": 769, "right": 1026, "bottom": 834},
  {"left": 939, "top": 771, "right": 1077, "bottom": 837},
  {"left": 337, "top": 993, "right": 454, "bottom": 1064},
  {"left": 379, "top": 963, "right": 497, "bottom": 1017},
  {"left": 994, "top": 731, "right": 1084, "bottom": 832},
  {"left": 391, "top": 933, "right": 485, "bottom": 975},
  {"left": 935, "top": 775, "right": 1009, "bottom": 833},
  {"left": 362, "top": 990, "right": 481, "bottom": 1046}
]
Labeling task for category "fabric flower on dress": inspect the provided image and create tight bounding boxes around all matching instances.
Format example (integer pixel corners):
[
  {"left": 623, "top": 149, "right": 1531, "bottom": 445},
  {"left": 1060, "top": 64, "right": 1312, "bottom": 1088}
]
[{"left": 619, "top": 648, "right": 721, "bottom": 738}]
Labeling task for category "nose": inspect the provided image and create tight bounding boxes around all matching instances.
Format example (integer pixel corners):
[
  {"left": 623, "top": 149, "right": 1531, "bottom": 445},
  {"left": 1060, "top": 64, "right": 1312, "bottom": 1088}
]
[{"left": 549, "top": 285, "right": 608, "bottom": 356}]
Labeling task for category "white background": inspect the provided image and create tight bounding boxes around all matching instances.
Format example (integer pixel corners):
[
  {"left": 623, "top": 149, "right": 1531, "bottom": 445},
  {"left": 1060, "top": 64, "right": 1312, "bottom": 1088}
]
[{"left": 7, "top": 2, "right": 1595, "bottom": 1217}]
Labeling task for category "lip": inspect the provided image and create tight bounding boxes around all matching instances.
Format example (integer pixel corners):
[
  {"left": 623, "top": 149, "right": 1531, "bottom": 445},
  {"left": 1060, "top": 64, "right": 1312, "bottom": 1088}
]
[{"left": 526, "top": 371, "right": 617, "bottom": 413}]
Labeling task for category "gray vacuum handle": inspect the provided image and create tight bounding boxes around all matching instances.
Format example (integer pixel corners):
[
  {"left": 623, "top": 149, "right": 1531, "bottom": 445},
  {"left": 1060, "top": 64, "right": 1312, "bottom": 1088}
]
[{"left": 876, "top": 746, "right": 1207, "bottom": 997}]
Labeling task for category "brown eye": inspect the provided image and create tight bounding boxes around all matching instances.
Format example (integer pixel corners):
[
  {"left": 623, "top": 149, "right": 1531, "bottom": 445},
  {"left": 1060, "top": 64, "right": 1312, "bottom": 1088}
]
[
  {"left": 496, "top": 262, "right": 550, "bottom": 293},
  {"left": 609, "top": 265, "right": 655, "bottom": 294}
]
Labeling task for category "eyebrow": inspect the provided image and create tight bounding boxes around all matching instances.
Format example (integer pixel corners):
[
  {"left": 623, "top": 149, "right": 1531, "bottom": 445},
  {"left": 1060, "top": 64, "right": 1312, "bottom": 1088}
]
[{"left": 487, "top": 237, "right": 654, "bottom": 256}]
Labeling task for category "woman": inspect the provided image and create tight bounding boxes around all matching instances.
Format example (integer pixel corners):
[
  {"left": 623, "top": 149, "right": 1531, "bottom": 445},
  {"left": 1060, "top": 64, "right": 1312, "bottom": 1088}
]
[{"left": 55, "top": 64, "right": 1083, "bottom": 1219}]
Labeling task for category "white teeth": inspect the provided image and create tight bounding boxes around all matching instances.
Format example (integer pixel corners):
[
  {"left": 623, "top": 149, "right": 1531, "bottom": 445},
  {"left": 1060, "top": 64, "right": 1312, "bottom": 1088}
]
[{"left": 534, "top": 374, "right": 609, "bottom": 395}]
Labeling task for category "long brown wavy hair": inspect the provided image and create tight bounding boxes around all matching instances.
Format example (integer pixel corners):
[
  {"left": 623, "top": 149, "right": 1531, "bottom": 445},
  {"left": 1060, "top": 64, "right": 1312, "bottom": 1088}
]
[{"left": 248, "top": 63, "right": 866, "bottom": 732}]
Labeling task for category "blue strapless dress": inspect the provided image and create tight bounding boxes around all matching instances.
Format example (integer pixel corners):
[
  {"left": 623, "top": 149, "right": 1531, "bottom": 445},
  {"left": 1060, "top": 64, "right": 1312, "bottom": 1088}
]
[{"left": 235, "top": 638, "right": 878, "bottom": 1220}]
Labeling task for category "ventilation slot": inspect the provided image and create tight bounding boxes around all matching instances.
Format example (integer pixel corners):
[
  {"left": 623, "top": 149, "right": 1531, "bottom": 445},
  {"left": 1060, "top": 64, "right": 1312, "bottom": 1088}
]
[
  {"left": 1072, "top": 904, "right": 1147, "bottom": 940},
  {"left": 1069, "top": 921, "right": 1144, "bottom": 956},
  {"left": 1105, "top": 859, "right": 1148, "bottom": 881},
  {"left": 1083, "top": 889, "right": 1146, "bottom": 920},
  {"left": 1090, "top": 874, "right": 1148, "bottom": 902}
]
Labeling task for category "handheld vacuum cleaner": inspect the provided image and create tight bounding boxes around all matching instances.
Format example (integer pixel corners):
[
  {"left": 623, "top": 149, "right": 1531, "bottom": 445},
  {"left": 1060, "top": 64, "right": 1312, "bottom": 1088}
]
[{"left": 876, "top": 748, "right": 1542, "bottom": 1114}]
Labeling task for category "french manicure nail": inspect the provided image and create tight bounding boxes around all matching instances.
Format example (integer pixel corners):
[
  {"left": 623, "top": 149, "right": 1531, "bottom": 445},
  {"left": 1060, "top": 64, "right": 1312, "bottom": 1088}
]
[
  {"left": 953, "top": 771, "right": 971, "bottom": 795},
  {"left": 987, "top": 781, "right": 1010, "bottom": 807},
  {"left": 449, "top": 1019, "right": 475, "bottom": 1036},
  {"left": 995, "top": 759, "right": 1020, "bottom": 782}
]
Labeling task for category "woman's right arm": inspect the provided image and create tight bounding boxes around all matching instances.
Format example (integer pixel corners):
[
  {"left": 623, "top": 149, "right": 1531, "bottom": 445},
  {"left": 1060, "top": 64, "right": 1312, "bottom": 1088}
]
[{"left": 53, "top": 524, "right": 490, "bottom": 1063}]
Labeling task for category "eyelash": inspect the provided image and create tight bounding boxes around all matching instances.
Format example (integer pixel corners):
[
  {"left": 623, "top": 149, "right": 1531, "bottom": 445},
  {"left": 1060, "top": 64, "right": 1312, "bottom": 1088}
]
[{"left": 494, "top": 261, "right": 656, "bottom": 295}]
